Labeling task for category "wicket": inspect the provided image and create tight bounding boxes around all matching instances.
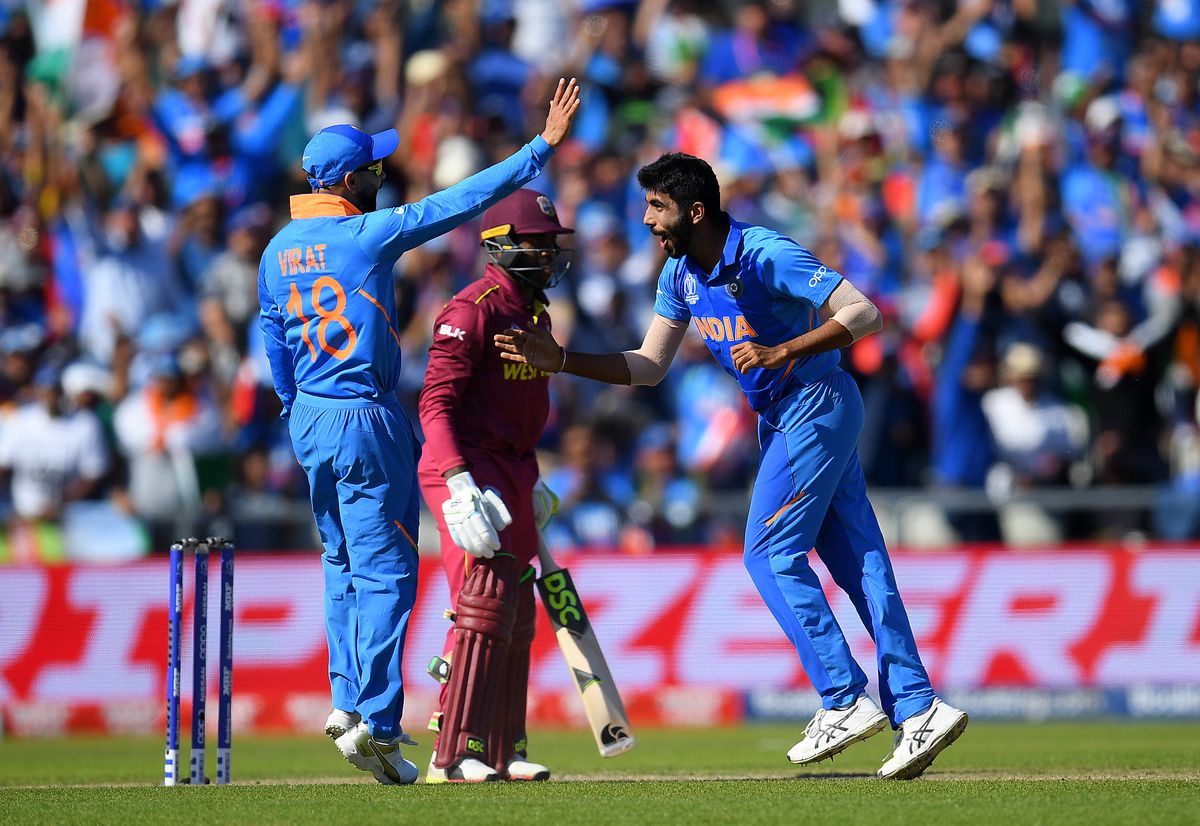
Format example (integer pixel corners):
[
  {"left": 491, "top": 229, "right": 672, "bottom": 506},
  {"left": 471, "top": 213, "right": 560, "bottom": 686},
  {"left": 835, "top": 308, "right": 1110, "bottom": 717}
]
[{"left": 165, "top": 537, "right": 235, "bottom": 786}]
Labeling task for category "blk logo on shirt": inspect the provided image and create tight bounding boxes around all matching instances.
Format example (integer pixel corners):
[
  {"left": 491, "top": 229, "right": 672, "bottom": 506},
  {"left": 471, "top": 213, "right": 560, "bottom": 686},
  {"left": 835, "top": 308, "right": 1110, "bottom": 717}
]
[{"left": 438, "top": 323, "right": 466, "bottom": 340}]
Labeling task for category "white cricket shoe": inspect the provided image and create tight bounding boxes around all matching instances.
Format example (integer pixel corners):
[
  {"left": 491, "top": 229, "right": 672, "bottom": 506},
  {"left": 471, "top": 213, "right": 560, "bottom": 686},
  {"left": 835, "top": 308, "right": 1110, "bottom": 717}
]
[
  {"left": 335, "top": 722, "right": 419, "bottom": 785},
  {"left": 878, "top": 699, "right": 969, "bottom": 780},
  {"left": 505, "top": 757, "right": 550, "bottom": 781},
  {"left": 324, "top": 709, "right": 361, "bottom": 740},
  {"left": 424, "top": 750, "right": 499, "bottom": 784},
  {"left": 787, "top": 694, "right": 890, "bottom": 765}
]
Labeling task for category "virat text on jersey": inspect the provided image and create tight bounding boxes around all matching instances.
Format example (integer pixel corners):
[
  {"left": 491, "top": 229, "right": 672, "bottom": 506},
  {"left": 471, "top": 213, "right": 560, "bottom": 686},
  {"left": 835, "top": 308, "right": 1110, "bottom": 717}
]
[{"left": 277, "top": 244, "right": 329, "bottom": 275}]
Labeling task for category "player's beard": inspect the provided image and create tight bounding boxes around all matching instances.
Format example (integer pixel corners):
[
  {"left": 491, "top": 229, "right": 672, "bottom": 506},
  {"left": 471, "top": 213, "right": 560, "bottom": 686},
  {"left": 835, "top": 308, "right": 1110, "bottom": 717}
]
[
  {"left": 345, "top": 174, "right": 380, "bottom": 213},
  {"left": 353, "top": 188, "right": 378, "bottom": 213},
  {"left": 660, "top": 213, "right": 692, "bottom": 259}
]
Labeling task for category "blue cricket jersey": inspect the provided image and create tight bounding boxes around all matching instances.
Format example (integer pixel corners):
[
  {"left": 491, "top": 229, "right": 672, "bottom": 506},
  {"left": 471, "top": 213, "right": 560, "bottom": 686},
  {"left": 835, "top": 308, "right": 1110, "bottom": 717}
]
[
  {"left": 259, "top": 136, "right": 553, "bottom": 414},
  {"left": 653, "top": 218, "right": 843, "bottom": 412}
]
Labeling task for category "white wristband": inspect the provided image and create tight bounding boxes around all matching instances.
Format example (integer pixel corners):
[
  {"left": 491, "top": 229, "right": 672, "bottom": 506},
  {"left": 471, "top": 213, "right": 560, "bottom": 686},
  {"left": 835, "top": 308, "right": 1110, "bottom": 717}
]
[{"left": 446, "top": 471, "right": 477, "bottom": 498}]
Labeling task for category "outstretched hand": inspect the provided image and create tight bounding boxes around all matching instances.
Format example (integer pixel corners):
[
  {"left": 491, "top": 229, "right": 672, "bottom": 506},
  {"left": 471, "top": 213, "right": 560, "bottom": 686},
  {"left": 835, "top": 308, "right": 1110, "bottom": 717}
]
[
  {"left": 540, "top": 78, "right": 582, "bottom": 148},
  {"left": 495, "top": 324, "right": 565, "bottom": 373}
]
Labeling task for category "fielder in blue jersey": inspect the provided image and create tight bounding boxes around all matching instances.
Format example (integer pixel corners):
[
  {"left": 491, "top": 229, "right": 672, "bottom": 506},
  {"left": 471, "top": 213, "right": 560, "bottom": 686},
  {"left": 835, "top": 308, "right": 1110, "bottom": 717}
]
[
  {"left": 259, "top": 79, "right": 580, "bottom": 785},
  {"left": 496, "top": 153, "right": 968, "bottom": 780}
]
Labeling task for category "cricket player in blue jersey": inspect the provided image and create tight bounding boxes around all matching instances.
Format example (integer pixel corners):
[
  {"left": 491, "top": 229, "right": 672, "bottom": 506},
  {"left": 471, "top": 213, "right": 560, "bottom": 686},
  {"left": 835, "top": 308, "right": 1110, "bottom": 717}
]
[
  {"left": 259, "top": 79, "right": 580, "bottom": 785},
  {"left": 496, "top": 152, "right": 967, "bottom": 780}
]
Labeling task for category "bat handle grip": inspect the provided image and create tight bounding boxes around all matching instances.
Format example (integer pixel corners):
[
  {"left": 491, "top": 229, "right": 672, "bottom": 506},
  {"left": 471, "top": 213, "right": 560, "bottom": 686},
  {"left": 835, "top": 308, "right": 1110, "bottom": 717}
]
[{"left": 535, "top": 530, "right": 563, "bottom": 575}]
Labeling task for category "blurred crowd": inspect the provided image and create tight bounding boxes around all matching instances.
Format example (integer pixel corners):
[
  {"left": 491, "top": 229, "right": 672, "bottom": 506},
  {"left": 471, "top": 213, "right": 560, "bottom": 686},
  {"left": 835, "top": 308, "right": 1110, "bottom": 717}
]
[{"left": 4, "top": 0, "right": 1200, "bottom": 560}]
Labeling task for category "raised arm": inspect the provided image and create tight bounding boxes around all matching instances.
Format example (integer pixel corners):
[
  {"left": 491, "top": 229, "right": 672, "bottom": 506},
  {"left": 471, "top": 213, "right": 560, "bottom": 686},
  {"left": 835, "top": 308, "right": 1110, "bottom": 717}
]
[
  {"left": 494, "top": 314, "right": 687, "bottom": 386},
  {"left": 419, "top": 301, "right": 486, "bottom": 475},
  {"left": 362, "top": 79, "right": 581, "bottom": 259}
]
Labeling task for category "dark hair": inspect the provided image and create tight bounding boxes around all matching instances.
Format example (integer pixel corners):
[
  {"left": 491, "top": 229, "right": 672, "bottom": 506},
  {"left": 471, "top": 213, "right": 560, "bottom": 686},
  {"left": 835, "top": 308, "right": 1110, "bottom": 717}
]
[{"left": 636, "top": 153, "right": 722, "bottom": 215}]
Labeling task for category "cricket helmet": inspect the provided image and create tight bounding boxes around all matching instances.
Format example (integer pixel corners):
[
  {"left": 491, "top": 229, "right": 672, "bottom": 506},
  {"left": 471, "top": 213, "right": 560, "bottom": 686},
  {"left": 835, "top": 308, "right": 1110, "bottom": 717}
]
[{"left": 480, "top": 189, "right": 574, "bottom": 288}]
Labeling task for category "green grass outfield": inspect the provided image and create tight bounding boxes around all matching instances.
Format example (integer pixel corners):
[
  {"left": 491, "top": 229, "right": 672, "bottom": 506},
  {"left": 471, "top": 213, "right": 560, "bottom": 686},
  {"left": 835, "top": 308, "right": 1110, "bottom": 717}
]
[{"left": 1, "top": 722, "right": 1197, "bottom": 824}]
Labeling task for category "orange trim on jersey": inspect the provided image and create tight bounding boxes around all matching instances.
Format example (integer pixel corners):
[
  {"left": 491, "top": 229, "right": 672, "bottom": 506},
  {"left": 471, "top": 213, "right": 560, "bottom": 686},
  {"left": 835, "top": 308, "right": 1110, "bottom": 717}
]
[
  {"left": 764, "top": 491, "right": 806, "bottom": 527},
  {"left": 289, "top": 194, "right": 363, "bottom": 219},
  {"left": 779, "top": 359, "right": 798, "bottom": 380},
  {"left": 393, "top": 520, "right": 419, "bottom": 551},
  {"left": 358, "top": 287, "right": 403, "bottom": 348},
  {"left": 474, "top": 285, "right": 501, "bottom": 304}
]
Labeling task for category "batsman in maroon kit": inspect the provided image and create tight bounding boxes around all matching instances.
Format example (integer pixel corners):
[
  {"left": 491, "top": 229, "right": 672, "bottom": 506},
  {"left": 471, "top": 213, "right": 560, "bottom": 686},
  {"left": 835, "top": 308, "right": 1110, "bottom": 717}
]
[{"left": 417, "top": 188, "right": 572, "bottom": 783}]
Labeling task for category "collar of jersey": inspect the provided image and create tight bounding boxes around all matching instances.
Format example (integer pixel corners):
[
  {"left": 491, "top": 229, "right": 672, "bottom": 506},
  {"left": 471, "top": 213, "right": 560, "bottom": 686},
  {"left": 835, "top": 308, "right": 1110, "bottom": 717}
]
[
  {"left": 686, "top": 216, "right": 743, "bottom": 284},
  {"left": 289, "top": 194, "right": 363, "bottom": 219}
]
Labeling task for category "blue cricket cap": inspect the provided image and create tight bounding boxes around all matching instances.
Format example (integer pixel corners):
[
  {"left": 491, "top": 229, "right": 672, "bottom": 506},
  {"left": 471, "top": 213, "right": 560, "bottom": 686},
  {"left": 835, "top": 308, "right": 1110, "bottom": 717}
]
[{"left": 301, "top": 124, "right": 399, "bottom": 189}]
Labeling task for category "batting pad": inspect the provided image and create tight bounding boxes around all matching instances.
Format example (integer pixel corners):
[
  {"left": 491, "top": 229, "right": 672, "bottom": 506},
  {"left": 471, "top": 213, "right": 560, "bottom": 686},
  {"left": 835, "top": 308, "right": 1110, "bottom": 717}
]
[
  {"left": 433, "top": 556, "right": 518, "bottom": 769},
  {"left": 492, "top": 578, "right": 536, "bottom": 773}
]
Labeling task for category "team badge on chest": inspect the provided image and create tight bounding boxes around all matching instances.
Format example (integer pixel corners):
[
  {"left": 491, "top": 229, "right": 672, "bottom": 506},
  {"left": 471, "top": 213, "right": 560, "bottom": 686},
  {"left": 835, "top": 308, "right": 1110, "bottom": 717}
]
[{"left": 726, "top": 278, "right": 743, "bottom": 298}]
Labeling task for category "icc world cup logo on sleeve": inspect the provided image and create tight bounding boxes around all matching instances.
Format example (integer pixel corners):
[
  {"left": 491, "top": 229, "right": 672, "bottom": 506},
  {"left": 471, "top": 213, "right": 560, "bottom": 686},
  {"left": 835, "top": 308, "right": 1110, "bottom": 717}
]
[{"left": 683, "top": 274, "right": 699, "bottom": 304}]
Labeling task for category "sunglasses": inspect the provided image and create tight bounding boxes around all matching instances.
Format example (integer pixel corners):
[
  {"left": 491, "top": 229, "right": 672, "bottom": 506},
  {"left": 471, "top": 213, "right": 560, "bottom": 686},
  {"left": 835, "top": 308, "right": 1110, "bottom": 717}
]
[{"left": 357, "top": 160, "right": 384, "bottom": 178}]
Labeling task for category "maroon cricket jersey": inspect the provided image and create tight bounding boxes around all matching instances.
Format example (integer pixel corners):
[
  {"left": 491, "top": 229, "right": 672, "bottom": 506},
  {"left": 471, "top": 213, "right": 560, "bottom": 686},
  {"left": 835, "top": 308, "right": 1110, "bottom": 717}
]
[{"left": 418, "top": 264, "right": 553, "bottom": 473}]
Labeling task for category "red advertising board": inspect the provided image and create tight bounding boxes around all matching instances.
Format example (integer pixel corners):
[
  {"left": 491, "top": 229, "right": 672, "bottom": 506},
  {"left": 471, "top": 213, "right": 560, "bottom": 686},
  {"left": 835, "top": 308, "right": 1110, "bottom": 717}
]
[{"left": 1, "top": 548, "right": 1198, "bottom": 735}]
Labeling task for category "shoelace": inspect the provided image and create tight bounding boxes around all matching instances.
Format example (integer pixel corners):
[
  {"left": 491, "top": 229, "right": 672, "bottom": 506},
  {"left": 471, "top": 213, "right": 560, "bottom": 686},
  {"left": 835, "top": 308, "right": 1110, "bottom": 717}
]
[
  {"left": 803, "top": 708, "right": 829, "bottom": 740},
  {"left": 884, "top": 704, "right": 936, "bottom": 761}
]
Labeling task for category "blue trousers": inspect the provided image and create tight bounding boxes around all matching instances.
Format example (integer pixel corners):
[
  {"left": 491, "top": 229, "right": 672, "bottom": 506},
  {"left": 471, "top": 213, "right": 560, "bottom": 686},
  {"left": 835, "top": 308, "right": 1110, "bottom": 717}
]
[
  {"left": 743, "top": 369, "right": 934, "bottom": 726},
  {"left": 289, "top": 393, "right": 421, "bottom": 740}
]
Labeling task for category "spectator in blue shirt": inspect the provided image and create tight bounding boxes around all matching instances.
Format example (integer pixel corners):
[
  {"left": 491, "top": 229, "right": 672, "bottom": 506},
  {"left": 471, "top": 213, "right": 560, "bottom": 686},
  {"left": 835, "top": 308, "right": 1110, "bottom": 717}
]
[
  {"left": 699, "top": 0, "right": 808, "bottom": 86},
  {"left": 1062, "top": 97, "right": 1138, "bottom": 267},
  {"left": 543, "top": 422, "right": 633, "bottom": 549},
  {"left": 1060, "top": 0, "right": 1134, "bottom": 85},
  {"left": 931, "top": 255, "right": 1000, "bottom": 541},
  {"left": 470, "top": 10, "right": 534, "bottom": 139},
  {"left": 918, "top": 117, "right": 969, "bottom": 230},
  {"left": 81, "top": 198, "right": 191, "bottom": 367}
]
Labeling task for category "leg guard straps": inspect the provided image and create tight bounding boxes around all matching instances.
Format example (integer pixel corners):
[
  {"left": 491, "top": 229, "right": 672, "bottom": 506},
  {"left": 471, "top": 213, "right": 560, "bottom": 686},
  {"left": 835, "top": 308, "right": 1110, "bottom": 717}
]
[
  {"left": 432, "top": 556, "right": 519, "bottom": 769},
  {"left": 492, "top": 576, "right": 537, "bottom": 773}
]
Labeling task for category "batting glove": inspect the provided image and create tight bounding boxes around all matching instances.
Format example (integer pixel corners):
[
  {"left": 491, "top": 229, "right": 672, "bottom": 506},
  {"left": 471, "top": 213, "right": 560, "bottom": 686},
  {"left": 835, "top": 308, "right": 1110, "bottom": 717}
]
[
  {"left": 531, "top": 477, "right": 559, "bottom": 530},
  {"left": 442, "top": 471, "right": 513, "bottom": 558}
]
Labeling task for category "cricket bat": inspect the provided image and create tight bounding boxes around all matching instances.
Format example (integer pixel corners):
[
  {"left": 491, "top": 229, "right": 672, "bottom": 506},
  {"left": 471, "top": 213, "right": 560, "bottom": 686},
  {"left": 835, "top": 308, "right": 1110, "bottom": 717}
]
[{"left": 535, "top": 532, "right": 635, "bottom": 757}]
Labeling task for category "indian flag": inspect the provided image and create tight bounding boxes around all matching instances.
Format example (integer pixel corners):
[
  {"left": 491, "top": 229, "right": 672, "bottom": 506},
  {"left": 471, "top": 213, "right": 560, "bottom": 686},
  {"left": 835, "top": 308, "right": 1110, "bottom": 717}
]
[{"left": 712, "top": 74, "right": 821, "bottom": 125}]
